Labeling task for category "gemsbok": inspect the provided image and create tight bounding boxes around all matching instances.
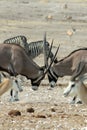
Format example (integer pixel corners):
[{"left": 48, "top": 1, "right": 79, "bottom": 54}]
[
  {"left": 63, "top": 71, "right": 87, "bottom": 104},
  {"left": 47, "top": 48, "right": 87, "bottom": 87},
  {"left": 46, "top": 48, "right": 87, "bottom": 102},
  {"left": 0, "top": 72, "right": 22, "bottom": 101},
  {"left": 0, "top": 37, "right": 59, "bottom": 91}
]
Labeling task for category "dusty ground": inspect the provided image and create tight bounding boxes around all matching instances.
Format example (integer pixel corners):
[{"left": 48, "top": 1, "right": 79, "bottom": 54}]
[{"left": 0, "top": 0, "right": 87, "bottom": 129}]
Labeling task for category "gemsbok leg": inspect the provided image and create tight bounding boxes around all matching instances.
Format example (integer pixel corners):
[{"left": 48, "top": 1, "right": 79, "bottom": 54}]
[{"left": 7, "top": 63, "right": 23, "bottom": 102}]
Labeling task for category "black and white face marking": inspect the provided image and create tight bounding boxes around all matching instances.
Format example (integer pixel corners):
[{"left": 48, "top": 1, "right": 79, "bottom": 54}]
[
  {"left": 71, "top": 83, "right": 75, "bottom": 88},
  {"left": 47, "top": 69, "right": 58, "bottom": 88},
  {"left": 63, "top": 81, "right": 77, "bottom": 97},
  {"left": 10, "top": 89, "right": 19, "bottom": 102},
  {"left": 10, "top": 78, "right": 23, "bottom": 102},
  {"left": 13, "top": 79, "right": 23, "bottom": 92},
  {"left": 31, "top": 77, "right": 42, "bottom": 91}
]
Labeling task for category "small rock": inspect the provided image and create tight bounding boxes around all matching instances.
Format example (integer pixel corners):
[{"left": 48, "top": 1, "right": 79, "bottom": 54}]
[
  {"left": 8, "top": 110, "right": 21, "bottom": 116},
  {"left": 27, "top": 107, "right": 35, "bottom": 113},
  {"left": 34, "top": 114, "right": 46, "bottom": 118},
  {"left": 47, "top": 114, "right": 52, "bottom": 117},
  {"left": 45, "top": 14, "right": 53, "bottom": 21},
  {"left": 50, "top": 107, "right": 56, "bottom": 112}
]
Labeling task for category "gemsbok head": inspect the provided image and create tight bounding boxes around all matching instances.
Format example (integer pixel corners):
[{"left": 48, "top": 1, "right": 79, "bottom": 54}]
[
  {"left": 63, "top": 74, "right": 87, "bottom": 104},
  {"left": 0, "top": 72, "right": 22, "bottom": 98}
]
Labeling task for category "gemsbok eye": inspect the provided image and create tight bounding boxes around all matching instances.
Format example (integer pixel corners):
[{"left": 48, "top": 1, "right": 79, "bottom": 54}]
[
  {"left": 15, "top": 80, "right": 18, "bottom": 83},
  {"left": 71, "top": 84, "right": 75, "bottom": 88}
]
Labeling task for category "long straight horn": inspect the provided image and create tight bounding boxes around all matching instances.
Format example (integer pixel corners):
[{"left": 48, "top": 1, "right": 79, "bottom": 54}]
[
  {"left": 47, "top": 39, "right": 54, "bottom": 61},
  {"left": 71, "top": 62, "right": 85, "bottom": 81},
  {"left": 44, "top": 44, "right": 60, "bottom": 75},
  {"left": 33, "top": 44, "right": 60, "bottom": 84},
  {"left": 43, "top": 32, "right": 48, "bottom": 67}
]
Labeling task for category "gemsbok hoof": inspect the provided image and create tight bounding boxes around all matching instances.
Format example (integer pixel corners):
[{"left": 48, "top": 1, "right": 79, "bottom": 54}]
[
  {"left": 32, "top": 86, "right": 38, "bottom": 91},
  {"left": 76, "top": 101, "right": 82, "bottom": 104},
  {"left": 9, "top": 98, "right": 19, "bottom": 102}
]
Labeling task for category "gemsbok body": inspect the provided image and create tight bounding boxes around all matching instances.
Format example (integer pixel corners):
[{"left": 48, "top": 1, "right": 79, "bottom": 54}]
[
  {"left": 0, "top": 40, "right": 57, "bottom": 91},
  {"left": 47, "top": 48, "right": 87, "bottom": 88},
  {"left": 0, "top": 72, "right": 22, "bottom": 101},
  {"left": 63, "top": 73, "right": 87, "bottom": 104},
  {"left": 2, "top": 34, "right": 59, "bottom": 101}
]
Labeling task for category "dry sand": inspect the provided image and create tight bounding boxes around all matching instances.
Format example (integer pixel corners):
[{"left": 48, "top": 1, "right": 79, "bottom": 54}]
[{"left": 0, "top": 0, "right": 87, "bottom": 129}]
